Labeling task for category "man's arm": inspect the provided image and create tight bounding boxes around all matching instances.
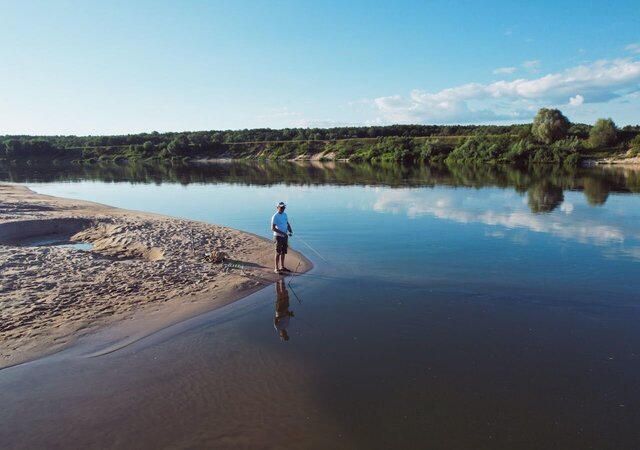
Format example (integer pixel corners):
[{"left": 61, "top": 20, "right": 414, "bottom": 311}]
[
  {"left": 287, "top": 222, "right": 292, "bottom": 234},
  {"left": 272, "top": 223, "right": 287, "bottom": 236}
]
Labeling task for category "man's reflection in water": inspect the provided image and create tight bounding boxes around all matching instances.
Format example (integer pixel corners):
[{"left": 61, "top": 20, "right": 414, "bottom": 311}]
[{"left": 274, "top": 279, "right": 294, "bottom": 341}]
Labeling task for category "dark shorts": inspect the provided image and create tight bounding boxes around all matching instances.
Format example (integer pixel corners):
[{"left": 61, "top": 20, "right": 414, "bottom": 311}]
[{"left": 274, "top": 235, "right": 288, "bottom": 255}]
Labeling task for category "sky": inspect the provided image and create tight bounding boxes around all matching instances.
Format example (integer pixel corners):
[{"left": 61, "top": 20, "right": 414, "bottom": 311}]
[{"left": 0, "top": 0, "right": 639, "bottom": 135}]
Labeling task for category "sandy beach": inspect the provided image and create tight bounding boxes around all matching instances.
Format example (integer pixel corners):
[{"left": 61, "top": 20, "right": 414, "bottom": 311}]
[{"left": 0, "top": 184, "right": 311, "bottom": 368}]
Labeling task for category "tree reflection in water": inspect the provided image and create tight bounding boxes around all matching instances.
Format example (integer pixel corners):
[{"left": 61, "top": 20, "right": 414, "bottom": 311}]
[
  {"left": 528, "top": 181, "right": 565, "bottom": 213},
  {"left": 1, "top": 160, "right": 637, "bottom": 211}
]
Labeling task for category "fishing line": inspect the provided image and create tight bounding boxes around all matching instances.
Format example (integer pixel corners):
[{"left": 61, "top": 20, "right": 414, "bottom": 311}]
[
  {"left": 293, "top": 234, "right": 328, "bottom": 262},
  {"left": 291, "top": 218, "right": 329, "bottom": 263},
  {"left": 288, "top": 218, "right": 328, "bottom": 263}
]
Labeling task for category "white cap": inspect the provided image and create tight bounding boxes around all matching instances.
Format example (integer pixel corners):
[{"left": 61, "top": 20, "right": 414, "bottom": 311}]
[{"left": 276, "top": 202, "right": 286, "bottom": 208}]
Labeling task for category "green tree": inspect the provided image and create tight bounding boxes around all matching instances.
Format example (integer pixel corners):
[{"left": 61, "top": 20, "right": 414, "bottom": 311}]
[
  {"left": 167, "top": 135, "right": 190, "bottom": 156},
  {"left": 142, "top": 141, "right": 155, "bottom": 153},
  {"left": 3, "top": 139, "right": 22, "bottom": 157},
  {"left": 531, "top": 108, "right": 570, "bottom": 144},
  {"left": 631, "top": 135, "right": 640, "bottom": 156},
  {"left": 589, "top": 118, "right": 617, "bottom": 148}
]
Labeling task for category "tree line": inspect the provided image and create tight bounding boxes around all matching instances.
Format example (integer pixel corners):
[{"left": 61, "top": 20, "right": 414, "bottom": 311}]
[{"left": 2, "top": 108, "right": 639, "bottom": 165}]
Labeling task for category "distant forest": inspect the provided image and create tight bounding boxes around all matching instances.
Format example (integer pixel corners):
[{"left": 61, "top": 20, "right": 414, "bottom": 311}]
[{"left": 2, "top": 109, "right": 640, "bottom": 166}]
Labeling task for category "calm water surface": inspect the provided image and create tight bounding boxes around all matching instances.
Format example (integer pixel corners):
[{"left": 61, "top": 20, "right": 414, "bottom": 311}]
[{"left": 1, "top": 162, "right": 639, "bottom": 449}]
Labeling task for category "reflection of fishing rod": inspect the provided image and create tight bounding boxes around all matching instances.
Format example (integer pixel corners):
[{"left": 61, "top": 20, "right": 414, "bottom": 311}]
[
  {"left": 288, "top": 261, "right": 302, "bottom": 288},
  {"left": 288, "top": 283, "right": 303, "bottom": 304}
]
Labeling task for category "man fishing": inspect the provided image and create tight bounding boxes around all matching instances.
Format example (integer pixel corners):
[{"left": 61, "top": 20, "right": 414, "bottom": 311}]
[{"left": 271, "top": 201, "right": 293, "bottom": 274}]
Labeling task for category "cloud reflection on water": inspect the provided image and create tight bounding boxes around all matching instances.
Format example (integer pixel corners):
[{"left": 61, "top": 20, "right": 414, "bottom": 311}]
[{"left": 372, "top": 188, "right": 640, "bottom": 260}]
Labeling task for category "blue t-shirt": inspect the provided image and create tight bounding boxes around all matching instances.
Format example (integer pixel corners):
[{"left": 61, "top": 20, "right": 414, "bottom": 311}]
[{"left": 271, "top": 211, "right": 289, "bottom": 237}]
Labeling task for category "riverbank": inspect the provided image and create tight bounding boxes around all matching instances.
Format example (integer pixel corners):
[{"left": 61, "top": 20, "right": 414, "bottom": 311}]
[
  {"left": 0, "top": 184, "right": 311, "bottom": 368},
  {"left": 595, "top": 154, "right": 640, "bottom": 166}
]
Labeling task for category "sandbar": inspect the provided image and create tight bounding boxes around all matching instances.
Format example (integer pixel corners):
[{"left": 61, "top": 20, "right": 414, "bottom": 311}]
[{"left": 0, "top": 184, "right": 311, "bottom": 368}]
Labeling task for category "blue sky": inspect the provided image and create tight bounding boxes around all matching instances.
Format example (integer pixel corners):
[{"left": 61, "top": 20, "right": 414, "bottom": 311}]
[{"left": 1, "top": 0, "right": 639, "bottom": 135}]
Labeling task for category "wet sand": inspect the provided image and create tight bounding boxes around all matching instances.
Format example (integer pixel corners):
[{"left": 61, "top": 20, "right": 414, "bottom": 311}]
[{"left": 0, "top": 184, "right": 311, "bottom": 368}]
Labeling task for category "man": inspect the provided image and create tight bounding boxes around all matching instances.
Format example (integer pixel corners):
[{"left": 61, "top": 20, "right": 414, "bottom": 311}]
[{"left": 271, "top": 201, "right": 293, "bottom": 274}]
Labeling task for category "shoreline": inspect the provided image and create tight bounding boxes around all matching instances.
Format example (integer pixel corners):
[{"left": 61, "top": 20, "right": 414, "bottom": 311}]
[
  {"left": 0, "top": 184, "right": 312, "bottom": 369},
  {"left": 591, "top": 155, "right": 640, "bottom": 167}
]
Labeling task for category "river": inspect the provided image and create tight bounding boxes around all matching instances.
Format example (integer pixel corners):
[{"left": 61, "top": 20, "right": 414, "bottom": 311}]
[{"left": 1, "top": 161, "right": 639, "bottom": 449}]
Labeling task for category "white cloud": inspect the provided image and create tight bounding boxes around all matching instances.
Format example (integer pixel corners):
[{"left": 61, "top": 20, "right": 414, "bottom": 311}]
[
  {"left": 569, "top": 94, "right": 584, "bottom": 107},
  {"left": 493, "top": 67, "right": 517, "bottom": 75},
  {"left": 371, "top": 58, "right": 640, "bottom": 124},
  {"left": 255, "top": 108, "right": 355, "bottom": 129},
  {"left": 294, "top": 118, "right": 352, "bottom": 128},
  {"left": 560, "top": 202, "right": 574, "bottom": 214},
  {"left": 256, "top": 107, "right": 302, "bottom": 119},
  {"left": 626, "top": 43, "right": 640, "bottom": 54},
  {"left": 522, "top": 60, "right": 541, "bottom": 71}
]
